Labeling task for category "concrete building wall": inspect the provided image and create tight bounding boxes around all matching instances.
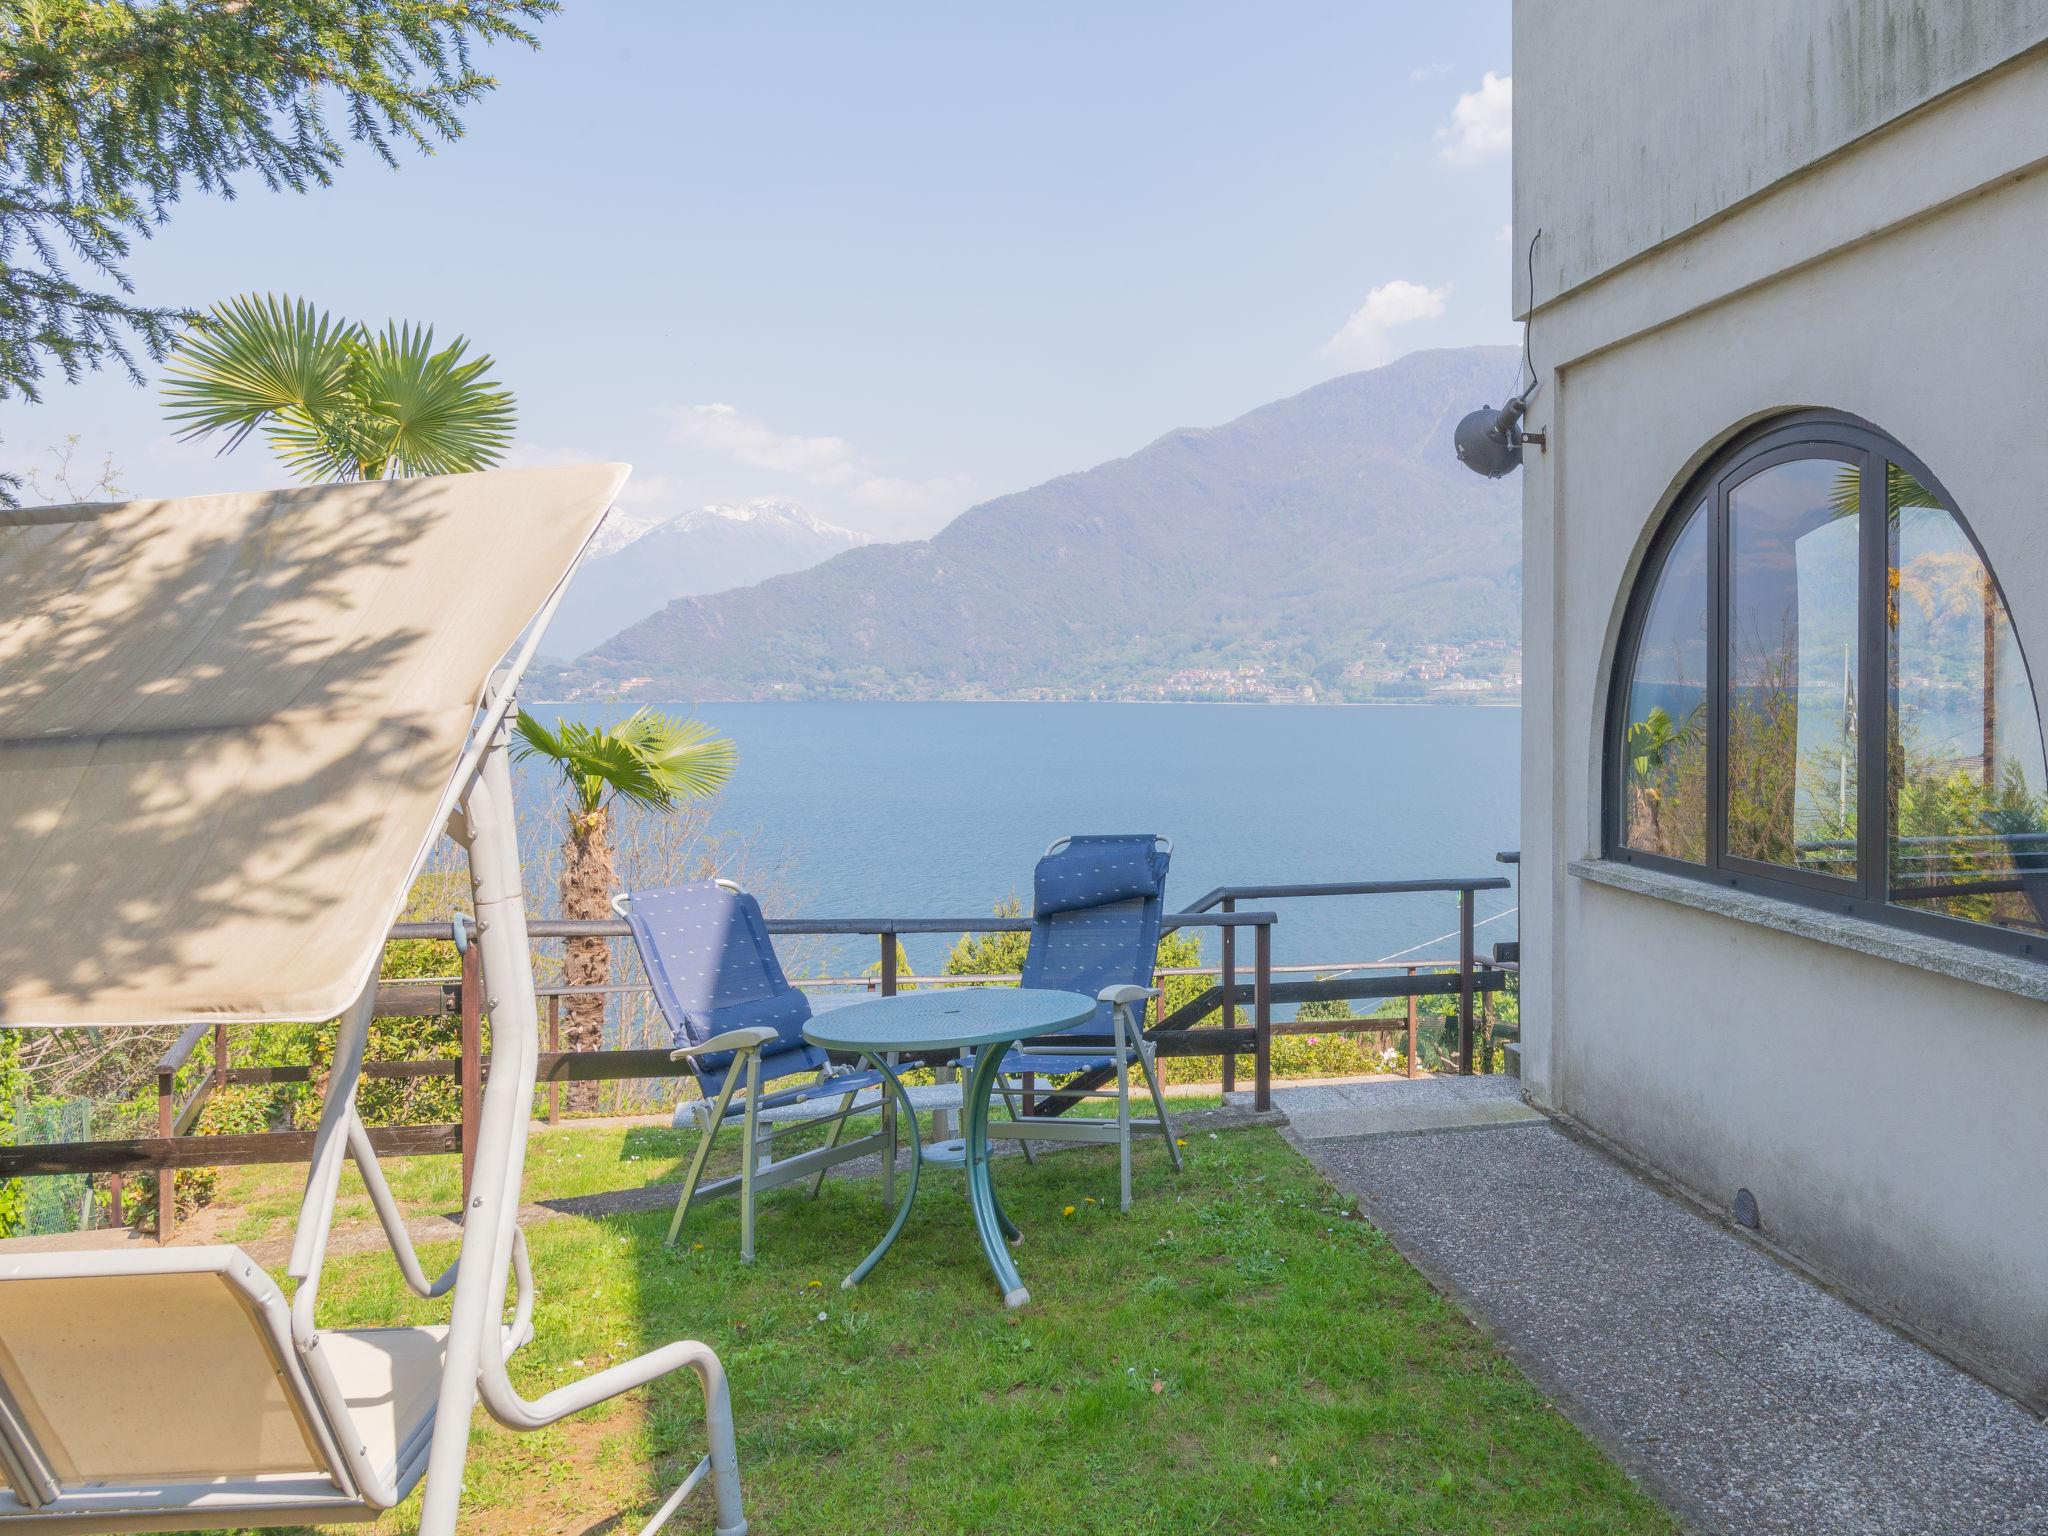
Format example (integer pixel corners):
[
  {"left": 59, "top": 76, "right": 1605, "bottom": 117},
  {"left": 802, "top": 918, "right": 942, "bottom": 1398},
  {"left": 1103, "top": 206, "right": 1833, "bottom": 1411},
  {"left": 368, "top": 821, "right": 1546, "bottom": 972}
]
[
  {"left": 1514, "top": 0, "right": 2048, "bottom": 308},
  {"left": 1514, "top": 5, "right": 2048, "bottom": 1404}
]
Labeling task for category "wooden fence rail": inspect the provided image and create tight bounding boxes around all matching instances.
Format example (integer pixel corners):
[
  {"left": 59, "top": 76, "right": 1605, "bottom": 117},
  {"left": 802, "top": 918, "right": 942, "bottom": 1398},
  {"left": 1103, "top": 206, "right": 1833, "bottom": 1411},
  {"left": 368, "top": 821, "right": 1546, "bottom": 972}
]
[{"left": 4, "top": 887, "right": 1516, "bottom": 1244}]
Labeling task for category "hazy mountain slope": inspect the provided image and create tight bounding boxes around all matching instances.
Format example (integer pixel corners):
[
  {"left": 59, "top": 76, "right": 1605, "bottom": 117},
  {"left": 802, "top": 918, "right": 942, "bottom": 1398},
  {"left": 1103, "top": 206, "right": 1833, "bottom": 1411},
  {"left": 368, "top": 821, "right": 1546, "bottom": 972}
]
[
  {"left": 543, "top": 500, "right": 864, "bottom": 658},
  {"left": 555, "top": 346, "right": 1522, "bottom": 699}
]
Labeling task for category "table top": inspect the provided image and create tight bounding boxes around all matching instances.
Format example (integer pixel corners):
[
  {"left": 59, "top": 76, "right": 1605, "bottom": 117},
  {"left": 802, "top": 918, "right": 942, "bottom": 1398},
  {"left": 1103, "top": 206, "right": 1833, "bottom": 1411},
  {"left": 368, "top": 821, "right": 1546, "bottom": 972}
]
[{"left": 804, "top": 987, "right": 1095, "bottom": 1053}]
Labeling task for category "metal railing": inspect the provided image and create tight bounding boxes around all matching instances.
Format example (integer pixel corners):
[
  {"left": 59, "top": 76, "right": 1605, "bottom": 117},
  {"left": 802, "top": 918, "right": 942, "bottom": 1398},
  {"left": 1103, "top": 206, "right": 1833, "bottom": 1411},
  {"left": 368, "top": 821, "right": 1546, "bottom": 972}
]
[
  {"left": 0, "top": 884, "right": 1516, "bottom": 1240},
  {"left": 1178, "top": 877, "right": 1512, "bottom": 1099}
]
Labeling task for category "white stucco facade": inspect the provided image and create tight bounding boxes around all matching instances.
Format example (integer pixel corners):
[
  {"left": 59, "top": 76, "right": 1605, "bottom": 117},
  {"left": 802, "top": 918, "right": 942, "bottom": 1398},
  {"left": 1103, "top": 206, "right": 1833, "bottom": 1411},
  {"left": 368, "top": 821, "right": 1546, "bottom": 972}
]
[{"left": 1514, "top": 3, "right": 2048, "bottom": 1404}]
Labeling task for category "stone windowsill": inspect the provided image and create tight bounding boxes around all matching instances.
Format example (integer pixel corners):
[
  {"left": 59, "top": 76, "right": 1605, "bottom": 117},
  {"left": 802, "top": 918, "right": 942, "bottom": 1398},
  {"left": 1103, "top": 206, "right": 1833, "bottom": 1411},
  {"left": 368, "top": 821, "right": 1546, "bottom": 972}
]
[{"left": 1567, "top": 857, "right": 2048, "bottom": 1004}]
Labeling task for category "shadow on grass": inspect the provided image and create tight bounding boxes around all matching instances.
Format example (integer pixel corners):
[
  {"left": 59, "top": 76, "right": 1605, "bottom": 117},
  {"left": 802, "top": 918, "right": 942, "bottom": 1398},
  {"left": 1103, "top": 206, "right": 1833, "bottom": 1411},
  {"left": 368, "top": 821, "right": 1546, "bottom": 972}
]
[
  {"left": 544, "top": 1129, "right": 1672, "bottom": 1535},
  {"left": 294, "top": 1123, "right": 1675, "bottom": 1535}
]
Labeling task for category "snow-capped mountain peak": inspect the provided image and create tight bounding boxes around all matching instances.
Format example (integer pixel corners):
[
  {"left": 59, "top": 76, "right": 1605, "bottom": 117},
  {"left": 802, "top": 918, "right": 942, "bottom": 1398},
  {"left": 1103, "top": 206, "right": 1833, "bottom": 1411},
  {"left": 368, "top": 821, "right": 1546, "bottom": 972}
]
[
  {"left": 584, "top": 506, "right": 669, "bottom": 559},
  {"left": 676, "top": 500, "right": 866, "bottom": 544},
  {"left": 546, "top": 497, "right": 867, "bottom": 658}
]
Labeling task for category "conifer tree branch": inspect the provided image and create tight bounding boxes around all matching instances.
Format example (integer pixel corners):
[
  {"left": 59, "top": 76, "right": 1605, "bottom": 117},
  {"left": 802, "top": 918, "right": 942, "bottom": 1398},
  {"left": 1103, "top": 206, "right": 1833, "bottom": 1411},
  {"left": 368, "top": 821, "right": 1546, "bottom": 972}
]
[{"left": 0, "top": 0, "right": 555, "bottom": 403}]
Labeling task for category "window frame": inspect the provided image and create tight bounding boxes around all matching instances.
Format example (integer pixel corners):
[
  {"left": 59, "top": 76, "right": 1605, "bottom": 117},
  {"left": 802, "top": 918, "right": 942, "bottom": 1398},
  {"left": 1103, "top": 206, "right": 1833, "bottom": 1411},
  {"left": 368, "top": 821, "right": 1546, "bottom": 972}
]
[{"left": 1604, "top": 411, "right": 2048, "bottom": 962}]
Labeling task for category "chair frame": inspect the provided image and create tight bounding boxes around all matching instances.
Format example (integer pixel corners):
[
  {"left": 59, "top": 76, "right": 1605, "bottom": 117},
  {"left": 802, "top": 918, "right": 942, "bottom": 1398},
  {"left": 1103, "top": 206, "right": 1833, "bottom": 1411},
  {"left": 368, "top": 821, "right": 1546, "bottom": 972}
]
[
  {"left": 981, "top": 836, "right": 1184, "bottom": 1211},
  {"left": 0, "top": 660, "right": 748, "bottom": 1535},
  {"left": 615, "top": 885, "right": 900, "bottom": 1263}
]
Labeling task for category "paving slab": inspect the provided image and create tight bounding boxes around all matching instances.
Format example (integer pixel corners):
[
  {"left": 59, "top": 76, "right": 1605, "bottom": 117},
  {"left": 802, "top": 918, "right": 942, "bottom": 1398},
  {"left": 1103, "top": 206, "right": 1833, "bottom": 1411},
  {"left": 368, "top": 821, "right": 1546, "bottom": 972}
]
[
  {"left": 1299, "top": 1120, "right": 2048, "bottom": 1536},
  {"left": 1228, "top": 1072, "right": 1544, "bottom": 1140}
]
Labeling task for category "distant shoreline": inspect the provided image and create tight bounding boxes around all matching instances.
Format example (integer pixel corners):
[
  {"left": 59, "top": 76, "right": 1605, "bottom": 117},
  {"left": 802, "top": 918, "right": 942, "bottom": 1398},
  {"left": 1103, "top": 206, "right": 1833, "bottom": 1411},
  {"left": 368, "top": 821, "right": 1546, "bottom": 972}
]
[{"left": 526, "top": 694, "right": 1524, "bottom": 710}]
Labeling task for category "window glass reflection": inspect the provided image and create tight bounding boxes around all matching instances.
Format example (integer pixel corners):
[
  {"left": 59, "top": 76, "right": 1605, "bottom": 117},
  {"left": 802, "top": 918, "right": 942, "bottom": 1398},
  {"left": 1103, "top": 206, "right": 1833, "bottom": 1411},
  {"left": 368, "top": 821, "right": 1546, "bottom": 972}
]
[
  {"left": 1621, "top": 502, "right": 1708, "bottom": 862},
  {"left": 1887, "top": 466, "right": 2048, "bottom": 933},
  {"left": 1725, "top": 459, "right": 1861, "bottom": 878}
]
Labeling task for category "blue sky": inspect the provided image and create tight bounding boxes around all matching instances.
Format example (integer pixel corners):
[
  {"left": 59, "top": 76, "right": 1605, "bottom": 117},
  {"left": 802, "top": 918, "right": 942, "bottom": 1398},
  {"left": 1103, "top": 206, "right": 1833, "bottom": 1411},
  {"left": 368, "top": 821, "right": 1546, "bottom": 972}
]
[{"left": 5, "top": 2, "right": 1513, "bottom": 539}]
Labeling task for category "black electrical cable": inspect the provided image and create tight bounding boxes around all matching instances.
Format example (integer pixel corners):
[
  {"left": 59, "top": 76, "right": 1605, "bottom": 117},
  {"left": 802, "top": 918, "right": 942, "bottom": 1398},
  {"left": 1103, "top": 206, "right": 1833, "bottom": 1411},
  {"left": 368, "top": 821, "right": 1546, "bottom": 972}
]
[{"left": 1518, "top": 226, "right": 1543, "bottom": 401}]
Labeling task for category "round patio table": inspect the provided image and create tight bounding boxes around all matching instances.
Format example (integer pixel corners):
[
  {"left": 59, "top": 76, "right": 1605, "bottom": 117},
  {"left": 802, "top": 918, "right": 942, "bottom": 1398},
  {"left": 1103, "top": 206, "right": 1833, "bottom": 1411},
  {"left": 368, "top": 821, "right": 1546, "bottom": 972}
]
[{"left": 804, "top": 987, "right": 1095, "bottom": 1308}]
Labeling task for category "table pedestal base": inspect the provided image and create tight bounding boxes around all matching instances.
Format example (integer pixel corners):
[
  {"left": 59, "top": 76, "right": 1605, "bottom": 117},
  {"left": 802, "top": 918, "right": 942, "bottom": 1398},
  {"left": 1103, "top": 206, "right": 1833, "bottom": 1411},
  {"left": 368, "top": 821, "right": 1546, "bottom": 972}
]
[
  {"left": 838, "top": 1047, "right": 1027, "bottom": 1301},
  {"left": 840, "top": 1057, "right": 922, "bottom": 1291},
  {"left": 962, "top": 1045, "right": 1029, "bottom": 1302}
]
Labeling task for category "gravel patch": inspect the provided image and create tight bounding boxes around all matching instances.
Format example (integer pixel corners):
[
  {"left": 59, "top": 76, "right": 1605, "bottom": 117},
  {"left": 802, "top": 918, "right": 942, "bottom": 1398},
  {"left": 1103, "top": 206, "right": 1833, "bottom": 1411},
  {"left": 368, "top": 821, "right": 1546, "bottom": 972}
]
[{"left": 1302, "top": 1121, "right": 2048, "bottom": 1536}]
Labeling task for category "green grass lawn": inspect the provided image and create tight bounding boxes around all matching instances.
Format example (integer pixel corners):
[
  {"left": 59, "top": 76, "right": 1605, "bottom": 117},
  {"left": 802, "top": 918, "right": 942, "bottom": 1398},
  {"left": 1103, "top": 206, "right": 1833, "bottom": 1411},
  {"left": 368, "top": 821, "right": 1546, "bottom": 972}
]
[
  {"left": 199, "top": 1098, "right": 1224, "bottom": 1246},
  {"left": 203, "top": 1117, "right": 724, "bottom": 1245},
  {"left": 227, "top": 1122, "right": 1673, "bottom": 1536}
]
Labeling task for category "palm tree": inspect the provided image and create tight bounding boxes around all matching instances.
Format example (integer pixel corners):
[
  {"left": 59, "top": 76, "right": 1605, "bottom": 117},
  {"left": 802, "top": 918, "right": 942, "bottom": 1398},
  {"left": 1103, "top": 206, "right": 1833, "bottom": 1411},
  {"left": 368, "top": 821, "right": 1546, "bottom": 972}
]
[
  {"left": 160, "top": 294, "right": 515, "bottom": 481},
  {"left": 513, "top": 710, "right": 737, "bottom": 1113},
  {"left": 1625, "top": 703, "right": 1703, "bottom": 848}
]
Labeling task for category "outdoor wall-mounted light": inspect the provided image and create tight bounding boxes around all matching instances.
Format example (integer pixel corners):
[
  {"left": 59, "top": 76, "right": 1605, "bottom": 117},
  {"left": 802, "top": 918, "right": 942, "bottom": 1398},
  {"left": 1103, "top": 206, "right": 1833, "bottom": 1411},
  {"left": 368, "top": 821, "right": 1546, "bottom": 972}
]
[
  {"left": 1455, "top": 228, "right": 1549, "bottom": 479},
  {"left": 1454, "top": 395, "right": 1536, "bottom": 478}
]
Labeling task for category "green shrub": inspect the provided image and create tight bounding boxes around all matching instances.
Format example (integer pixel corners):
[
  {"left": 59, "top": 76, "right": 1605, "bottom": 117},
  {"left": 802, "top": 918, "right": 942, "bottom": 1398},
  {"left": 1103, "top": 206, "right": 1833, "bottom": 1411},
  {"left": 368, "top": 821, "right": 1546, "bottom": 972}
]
[
  {"left": 299, "top": 934, "right": 479, "bottom": 1130},
  {"left": 940, "top": 900, "right": 1205, "bottom": 1020},
  {"left": 0, "top": 1030, "right": 23, "bottom": 1237}
]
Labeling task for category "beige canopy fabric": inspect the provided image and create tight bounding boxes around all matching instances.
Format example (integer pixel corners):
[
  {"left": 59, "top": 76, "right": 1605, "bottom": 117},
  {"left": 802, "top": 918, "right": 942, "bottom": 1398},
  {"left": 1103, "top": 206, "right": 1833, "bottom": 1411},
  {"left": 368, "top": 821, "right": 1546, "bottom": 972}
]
[{"left": 0, "top": 464, "right": 627, "bottom": 1027}]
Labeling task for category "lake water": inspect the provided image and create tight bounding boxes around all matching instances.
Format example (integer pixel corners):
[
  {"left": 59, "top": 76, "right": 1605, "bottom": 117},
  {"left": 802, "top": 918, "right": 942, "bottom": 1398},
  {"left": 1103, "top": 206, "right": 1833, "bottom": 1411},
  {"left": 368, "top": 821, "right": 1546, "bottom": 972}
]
[{"left": 526, "top": 701, "right": 1522, "bottom": 978}]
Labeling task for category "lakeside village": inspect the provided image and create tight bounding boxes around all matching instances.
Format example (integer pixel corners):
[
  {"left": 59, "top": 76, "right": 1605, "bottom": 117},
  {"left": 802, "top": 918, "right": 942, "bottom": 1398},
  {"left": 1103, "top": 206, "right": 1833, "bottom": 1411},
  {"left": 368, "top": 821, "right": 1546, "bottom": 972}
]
[
  {"left": 1148, "top": 640, "right": 1524, "bottom": 704},
  {"left": 595, "top": 641, "right": 1524, "bottom": 706}
]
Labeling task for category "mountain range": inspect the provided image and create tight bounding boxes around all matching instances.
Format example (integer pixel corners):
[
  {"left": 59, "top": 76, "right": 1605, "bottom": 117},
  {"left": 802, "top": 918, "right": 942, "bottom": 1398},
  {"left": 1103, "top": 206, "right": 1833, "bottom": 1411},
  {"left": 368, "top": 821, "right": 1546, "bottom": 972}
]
[
  {"left": 542, "top": 346, "right": 1523, "bottom": 702},
  {"left": 542, "top": 500, "right": 864, "bottom": 659}
]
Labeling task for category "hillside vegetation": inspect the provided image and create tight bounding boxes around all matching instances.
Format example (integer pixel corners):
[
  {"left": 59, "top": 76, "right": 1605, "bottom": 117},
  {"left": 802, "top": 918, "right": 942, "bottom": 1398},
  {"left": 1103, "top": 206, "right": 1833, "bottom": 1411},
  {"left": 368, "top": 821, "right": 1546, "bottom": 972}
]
[{"left": 548, "top": 346, "right": 1522, "bottom": 701}]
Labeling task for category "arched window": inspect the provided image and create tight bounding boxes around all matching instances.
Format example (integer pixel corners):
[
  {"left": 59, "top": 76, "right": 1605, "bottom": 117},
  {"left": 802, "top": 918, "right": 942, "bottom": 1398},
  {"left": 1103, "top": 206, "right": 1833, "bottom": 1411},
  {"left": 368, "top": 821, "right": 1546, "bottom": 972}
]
[{"left": 1608, "top": 415, "right": 2048, "bottom": 957}]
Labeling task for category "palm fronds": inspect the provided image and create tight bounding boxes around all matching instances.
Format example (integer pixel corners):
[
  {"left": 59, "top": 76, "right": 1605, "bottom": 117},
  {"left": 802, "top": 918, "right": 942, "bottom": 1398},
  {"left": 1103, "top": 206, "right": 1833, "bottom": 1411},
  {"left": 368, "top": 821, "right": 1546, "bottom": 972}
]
[
  {"left": 1829, "top": 461, "right": 1946, "bottom": 521},
  {"left": 513, "top": 709, "right": 738, "bottom": 817},
  {"left": 353, "top": 321, "right": 516, "bottom": 478},
  {"left": 162, "top": 294, "right": 356, "bottom": 459},
  {"left": 160, "top": 293, "right": 514, "bottom": 482}
]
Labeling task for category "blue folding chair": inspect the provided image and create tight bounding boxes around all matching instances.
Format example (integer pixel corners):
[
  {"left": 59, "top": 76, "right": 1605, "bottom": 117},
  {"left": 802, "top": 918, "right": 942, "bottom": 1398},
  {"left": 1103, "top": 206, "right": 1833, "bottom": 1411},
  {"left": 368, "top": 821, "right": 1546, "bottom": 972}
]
[
  {"left": 980, "top": 835, "right": 1184, "bottom": 1210},
  {"left": 617, "top": 879, "right": 898, "bottom": 1260}
]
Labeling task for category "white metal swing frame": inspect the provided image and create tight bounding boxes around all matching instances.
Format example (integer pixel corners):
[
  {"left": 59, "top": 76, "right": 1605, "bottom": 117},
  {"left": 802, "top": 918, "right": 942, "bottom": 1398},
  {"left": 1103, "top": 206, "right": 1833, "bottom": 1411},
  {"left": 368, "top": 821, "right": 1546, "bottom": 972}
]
[{"left": 0, "top": 497, "right": 748, "bottom": 1536}]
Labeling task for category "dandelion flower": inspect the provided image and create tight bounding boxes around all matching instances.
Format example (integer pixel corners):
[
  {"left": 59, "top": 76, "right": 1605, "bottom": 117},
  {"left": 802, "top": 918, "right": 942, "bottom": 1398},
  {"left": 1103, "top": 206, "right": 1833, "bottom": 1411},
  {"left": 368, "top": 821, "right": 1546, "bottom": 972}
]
[
  {"left": 807, "top": 1279, "right": 823, "bottom": 1289},
  {"left": 1062, "top": 1205, "right": 1077, "bottom": 1217}
]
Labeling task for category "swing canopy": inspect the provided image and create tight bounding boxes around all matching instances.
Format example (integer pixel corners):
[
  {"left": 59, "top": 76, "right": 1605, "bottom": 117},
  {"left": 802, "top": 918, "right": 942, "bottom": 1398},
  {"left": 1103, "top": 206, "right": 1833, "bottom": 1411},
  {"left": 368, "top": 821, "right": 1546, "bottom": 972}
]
[{"left": 0, "top": 464, "right": 626, "bottom": 1029}]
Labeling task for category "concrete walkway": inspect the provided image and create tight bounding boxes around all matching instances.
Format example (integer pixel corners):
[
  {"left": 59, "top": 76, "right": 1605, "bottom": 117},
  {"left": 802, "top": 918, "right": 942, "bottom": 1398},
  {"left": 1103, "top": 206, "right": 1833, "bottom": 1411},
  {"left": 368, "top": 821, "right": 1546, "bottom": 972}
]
[
  {"left": 1227, "top": 1071, "right": 1546, "bottom": 1139},
  {"left": 1296, "top": 1111, "right": 2048, "bottom": 1536}
]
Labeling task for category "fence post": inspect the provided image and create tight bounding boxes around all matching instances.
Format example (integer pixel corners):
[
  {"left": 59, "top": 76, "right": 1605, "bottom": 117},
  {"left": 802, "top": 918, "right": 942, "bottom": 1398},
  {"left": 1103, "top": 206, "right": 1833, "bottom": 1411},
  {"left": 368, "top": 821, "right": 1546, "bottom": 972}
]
[
  {"left": 1406, "top": 965, "right": 1420, "bottom": 1080},
  {"left": 459, "top": 939, "right": 483, "bottom": 1199},
  {"left": 880, "top": 933, "right": 898, "bottom": 997},
  {"left": 1480, "top": 966, "right": 1495, "bottom": 1075},
  {"left": 1220, "top": 899, "right": 1237, "bottom": 1096},
  {"left": 546, "top": 993, "right": 562, "bottom": 1125},
  {"left": 155, "top": 1059, "right": 175, "bottom": 1244},
  {"left": 1456, "top": 887, "right": 1476, "bottom": 1076},
  {"left": 213, "top": 1019, "right": 228, "bottom": 1093},
  {"left": 1253, "top": 920, "right": 1272, "bottom": 1114}
]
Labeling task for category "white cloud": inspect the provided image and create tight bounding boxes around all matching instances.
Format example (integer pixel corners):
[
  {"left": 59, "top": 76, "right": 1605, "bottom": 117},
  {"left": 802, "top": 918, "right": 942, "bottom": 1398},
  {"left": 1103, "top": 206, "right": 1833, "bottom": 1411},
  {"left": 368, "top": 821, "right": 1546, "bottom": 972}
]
[
  {"left": 1410, "top": 61, "right": 1452, "bottom": 81},
  {"left": 668, "top": 403, "right": 967, "bottom": 536},
  {"left": 850, "top": 472, "right": 971, "bottom": 517},
  {"left": 614, "top": 473, "right": 681, "bottom": 507},
  {"left": 500, "top": 441, "right": 676, "bottom": 506},
  {"left": 500, "top": 440, "right": 596, "bottom": 471},
  {"left": 1320, "top": 280, "right": 1451, "bottom": 368},
  {"left": 1437, "top": 71, "right": 1511, "bottom": 164},
  {"left": 670, "top": 403, "right": 866, "bottom": 486}
]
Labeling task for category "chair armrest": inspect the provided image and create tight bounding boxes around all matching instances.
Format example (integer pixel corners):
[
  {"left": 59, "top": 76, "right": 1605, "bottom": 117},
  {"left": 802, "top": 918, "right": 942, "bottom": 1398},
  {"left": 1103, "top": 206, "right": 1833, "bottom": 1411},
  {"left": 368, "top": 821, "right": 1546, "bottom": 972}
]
[
  {"left": 670, "top": 1026, "right": 778, "bottom": 1060},
  {"left": 1098, "top": 984, "right": 1159, "bottom": 1007}
]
